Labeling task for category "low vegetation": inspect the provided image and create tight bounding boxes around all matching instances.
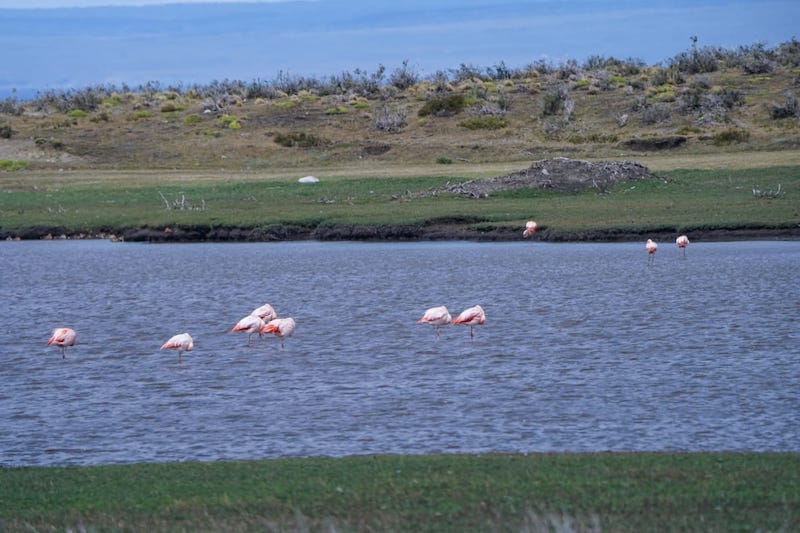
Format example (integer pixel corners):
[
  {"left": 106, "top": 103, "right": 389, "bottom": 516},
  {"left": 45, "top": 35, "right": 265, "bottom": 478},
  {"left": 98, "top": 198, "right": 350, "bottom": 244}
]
[
  {"left": 0, "top": 38, "right": 798, "bottom": 240},
  {"left": 0, "top": 163, "right": 796, "bottom": 241},
  {"left": 1, "top": 39, "right": 799, "bottom": 172},
  {"left": 1, "top": 453, "right": 797, "bottom": 531}
]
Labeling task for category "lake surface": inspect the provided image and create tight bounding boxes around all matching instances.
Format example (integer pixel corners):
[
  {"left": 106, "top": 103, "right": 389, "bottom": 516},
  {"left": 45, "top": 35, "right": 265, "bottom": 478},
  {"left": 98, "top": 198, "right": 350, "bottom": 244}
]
[{"left": 1, "top": 239, "right": 798, "bottom": 466}]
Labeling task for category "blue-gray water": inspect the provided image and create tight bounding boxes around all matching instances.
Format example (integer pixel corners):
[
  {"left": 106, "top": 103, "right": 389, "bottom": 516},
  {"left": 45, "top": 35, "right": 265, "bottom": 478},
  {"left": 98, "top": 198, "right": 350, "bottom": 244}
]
[{"left": 1, "top": 240, "right": 798, "bottom": 466}]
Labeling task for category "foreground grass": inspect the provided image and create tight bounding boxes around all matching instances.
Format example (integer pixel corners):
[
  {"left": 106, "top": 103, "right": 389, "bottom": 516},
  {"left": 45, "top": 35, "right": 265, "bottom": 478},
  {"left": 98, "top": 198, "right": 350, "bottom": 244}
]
[
  {"left": 1, "top": 163, "right": 798, "bottom": 239},
  {"left": 1, "top": 453, "right": 798, "bottom": 531}
]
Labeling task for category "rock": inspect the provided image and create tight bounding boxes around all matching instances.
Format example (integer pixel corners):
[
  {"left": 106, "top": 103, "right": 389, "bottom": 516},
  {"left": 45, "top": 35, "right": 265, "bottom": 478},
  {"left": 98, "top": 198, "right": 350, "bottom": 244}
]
[
  {"left": 428, "top": 157, "right": 662, "bottom": 198},
  {"left": 298, "top": 175, "right": 320, "bottom": 184}
]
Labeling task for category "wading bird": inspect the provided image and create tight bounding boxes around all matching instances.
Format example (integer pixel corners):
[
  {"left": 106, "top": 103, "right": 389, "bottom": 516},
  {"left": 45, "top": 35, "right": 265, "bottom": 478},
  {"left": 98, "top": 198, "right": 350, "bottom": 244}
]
[
  {"left": 417, "top": 306, "right": 452, "bottom": 337},
  {"left": 160, "top": 332, "right": 193, "bottom": 363},
  {"left": 646, "top": 239, "right": 658, "bottom": 264},
  {"left": 47, "top": 327, "right": 76, "bottom": 359},
  {"left": 261, "top": 317, "right": 296, "bottom": 348},
  {"left": 676, "top": 235, "right": 690, "bottom": 258},
  {"left": 523, "top": 220, "right": 537, "bottom": 238},
  {"left": 250, "top": 303, "right": 277, "bottom": 322},
  {"left": 453, "top": 305, "right": 486, "bottom": 339},
  {"left": 231, "top": 315, "right": 266, "bottom": 346}
]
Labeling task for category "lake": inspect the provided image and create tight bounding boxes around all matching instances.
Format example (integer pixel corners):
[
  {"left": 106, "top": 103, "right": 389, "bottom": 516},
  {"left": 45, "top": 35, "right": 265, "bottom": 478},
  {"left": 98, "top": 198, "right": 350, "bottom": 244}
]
[{"left": 0, "top": 239, "right": 798, "bottom": 466}]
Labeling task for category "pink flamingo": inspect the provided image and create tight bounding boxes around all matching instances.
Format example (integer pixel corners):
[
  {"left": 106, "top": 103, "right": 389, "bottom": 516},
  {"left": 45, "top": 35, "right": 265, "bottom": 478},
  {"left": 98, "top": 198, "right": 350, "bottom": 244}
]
[
  {"left": 231, "top": 315, "right": 266, "bottom": 346},
  {"left": 676, "top": 235, "right": 690, "bottom": 258},
  {"left": 161, "top": 333, "right": 193, "bottom": 363},
  {"left": 523, "top": 221, "right": 537, "bottom": 238},
  {"left": 418, "top": 306, "right": 452, "bottom": 337},
  {"left": 250, "top": 303, "right": 277, "bottom": 321},
  {"left": 261, "top": 317, "right": 296, "bottom": 348},
  {"left": 646, "top": 239, "right": 658, "bottom": 264},
  {"left": 453, "top": 305, "right": 486, "bottom": 339},
  {"left": 47, "top": 327, "right": 76, "bottom": 359}
]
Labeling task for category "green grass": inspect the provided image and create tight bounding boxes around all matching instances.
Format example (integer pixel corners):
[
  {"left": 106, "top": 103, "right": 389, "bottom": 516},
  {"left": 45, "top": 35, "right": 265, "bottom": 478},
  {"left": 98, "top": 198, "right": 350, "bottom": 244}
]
[
  {"left": 0, "top": 166, "right": 797, "bottom": 238},
  {"left": 1, "top": 453, "right": 797, "bottom": 531}
]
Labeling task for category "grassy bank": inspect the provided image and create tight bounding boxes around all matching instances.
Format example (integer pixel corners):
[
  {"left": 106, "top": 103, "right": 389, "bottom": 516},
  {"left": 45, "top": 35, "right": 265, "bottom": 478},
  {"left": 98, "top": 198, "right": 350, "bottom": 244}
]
[
  {"left": 1, "top": 162, "right": 798, "bottom": 241},
  {"left": 1, "top": 453, "right": 798, "bottom": 531}
]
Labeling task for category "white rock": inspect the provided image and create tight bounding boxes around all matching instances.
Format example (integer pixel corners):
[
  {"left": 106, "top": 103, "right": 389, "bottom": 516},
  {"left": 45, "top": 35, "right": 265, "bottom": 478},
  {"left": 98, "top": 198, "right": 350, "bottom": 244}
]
[{"left": 298, "top": 175, "right": 320, "bottom": 184}]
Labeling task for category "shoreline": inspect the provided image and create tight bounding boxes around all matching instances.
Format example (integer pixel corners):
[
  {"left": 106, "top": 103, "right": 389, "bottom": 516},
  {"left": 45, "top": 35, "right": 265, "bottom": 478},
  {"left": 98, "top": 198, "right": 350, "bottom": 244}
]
[{"left": 3, "top": 224, "right": 800, "bottom": 243}]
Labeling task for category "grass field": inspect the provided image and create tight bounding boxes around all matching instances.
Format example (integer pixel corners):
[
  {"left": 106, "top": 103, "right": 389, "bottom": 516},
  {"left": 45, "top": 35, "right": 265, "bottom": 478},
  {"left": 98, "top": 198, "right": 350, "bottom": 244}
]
[
  {"left": 1, "top": 453, "right": 798, "bottom": 531},
  {"left": 1, "top": 160, "right": 798, "bottom": 240}
]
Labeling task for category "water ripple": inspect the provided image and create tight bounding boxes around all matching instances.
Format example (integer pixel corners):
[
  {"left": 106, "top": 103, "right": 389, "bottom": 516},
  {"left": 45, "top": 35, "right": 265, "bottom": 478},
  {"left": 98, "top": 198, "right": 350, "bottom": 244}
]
[{"left": 1, "top": 240, "right": 798, "bottom": 465}]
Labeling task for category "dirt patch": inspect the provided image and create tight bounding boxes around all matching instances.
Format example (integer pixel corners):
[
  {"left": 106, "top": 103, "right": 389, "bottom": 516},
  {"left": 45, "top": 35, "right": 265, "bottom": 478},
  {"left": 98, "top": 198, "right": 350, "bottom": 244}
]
[
  {"left": 429, "top": 157, "right": 663, "bottom": 198},
  {"left": 0, "top": 138, "right": 88, "bottom": 165}
]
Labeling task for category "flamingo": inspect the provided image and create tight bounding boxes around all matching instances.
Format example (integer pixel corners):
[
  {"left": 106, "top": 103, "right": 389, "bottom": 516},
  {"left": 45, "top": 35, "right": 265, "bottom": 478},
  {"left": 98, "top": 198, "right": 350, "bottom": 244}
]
[
  {"left": 418, "top": 306, "right": 452, "bottom": 337},
  {"left": 160, "top": 332, "right": 193, "bottom": 363},
  {"left": 261, "top": 317, "right": 296, "bottom": 348},
  {"left": 523, "top": 220, "right": 537, "bottom": 238},
  {"left": 676, "top": 235, "right": 690, "bottom": 258},
  {"left": 231, "top": 315, "right": 266, "bottom": 346},
  {"left": 47, "top": 327, "right": 76, "bottom": 359},
  {"left": 646, "top": 239, "right": 658, "bottom": 264},
  {"left": 250, "top": 303, "right": 277, "bottom": 322},
  {"left": 453, "top": 305, "right": 486, "bottom": 339}
]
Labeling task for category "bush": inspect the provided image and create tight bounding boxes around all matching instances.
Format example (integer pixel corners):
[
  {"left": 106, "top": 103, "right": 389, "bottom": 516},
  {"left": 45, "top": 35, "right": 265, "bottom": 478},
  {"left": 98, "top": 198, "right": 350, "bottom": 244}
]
[
  {"left": 67, "top": 109, "right": 87, "bottom": 118},
  {"left": 273, "top": 131, "right": 323, "bottom": 148},
  {"left": 540, "top": 84, "right": 569, "bottom": 116},
  {"left": 716, "top": 87, "right": 745, "bottom": 109},
  {"left": 640, "top": 103, "right": 673, "bottom": 125},
  {"left": 459, "top": 116, "right": 507, "bottom": 130},
  {"left": 712, "top": 129, "right": 750, "bottom": 145},
  {"left": 389, "top": 59, "right": 419, "bottom": 90},
  {"left": 770, "top": 91, "right": 799, "bottom": 119},
  {"left": 0, "top": 124, "right": 13, "bottom": 139},
  {"left": 0, "top": 159, "right": 28, "bottom": 171},
  {"left": 183, "top": 114, "right": 201, "bottom": 125},
  {"left": 418, "top": 94, "right": 467, "bottom": 117},
  {"left": 436, "top": 157, "right": 453, "bottom": 164},
  {"left": 373, "top": 104, "right": 407, "bottom": 133}
]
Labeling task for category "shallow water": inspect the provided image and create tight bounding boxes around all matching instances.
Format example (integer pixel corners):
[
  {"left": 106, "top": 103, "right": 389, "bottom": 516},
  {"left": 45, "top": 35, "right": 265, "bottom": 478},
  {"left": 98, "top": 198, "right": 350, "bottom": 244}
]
[{"left": 1, "top": 240, "right": 798, "bottom": 466}]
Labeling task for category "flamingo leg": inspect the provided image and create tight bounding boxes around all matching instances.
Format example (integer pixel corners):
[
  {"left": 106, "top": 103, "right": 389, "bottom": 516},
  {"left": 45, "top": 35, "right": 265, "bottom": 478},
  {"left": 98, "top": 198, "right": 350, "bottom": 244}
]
[{"left": 62, "top": 347, "right": 66, "bottom": 359}]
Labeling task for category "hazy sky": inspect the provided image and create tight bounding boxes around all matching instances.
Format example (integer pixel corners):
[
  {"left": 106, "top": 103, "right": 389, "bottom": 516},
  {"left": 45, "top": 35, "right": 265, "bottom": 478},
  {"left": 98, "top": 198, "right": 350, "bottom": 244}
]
[{"left": 1, "top": 0, "right": 798, "bottom": 97}]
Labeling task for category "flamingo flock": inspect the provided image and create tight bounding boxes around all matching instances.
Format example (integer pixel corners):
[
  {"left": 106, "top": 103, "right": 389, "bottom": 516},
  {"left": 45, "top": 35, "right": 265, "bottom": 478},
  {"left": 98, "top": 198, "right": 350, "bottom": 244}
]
[
  {"left": 418, "top": 305, "right": 485, "bottom": 340},
  {"left": 47, "top": 223, "right": 692, "bottom": 362}
]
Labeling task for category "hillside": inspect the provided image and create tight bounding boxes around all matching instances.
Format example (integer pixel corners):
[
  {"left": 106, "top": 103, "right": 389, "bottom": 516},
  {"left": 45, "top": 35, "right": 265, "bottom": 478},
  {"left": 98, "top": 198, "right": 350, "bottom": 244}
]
[{"left": 2, "top": 43, "right": 800, "bottom": 171}]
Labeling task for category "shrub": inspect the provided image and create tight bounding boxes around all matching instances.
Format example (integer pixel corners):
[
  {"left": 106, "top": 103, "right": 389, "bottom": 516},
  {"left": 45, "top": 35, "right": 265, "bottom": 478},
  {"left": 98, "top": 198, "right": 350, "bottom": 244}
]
[
  {"left": 0, "top": 159, "right": 28, "bottom": 171},
  {"left": 770, "top": 91, "right": 799, "bottom": 119},
  {"left": 459, "top": 116, "right": 507, "bottom": 130},
  {"left": 540, "top": 84, "right": 569, "bottom": 116},
  {"left": 273, "top": 131, "right": 323, "bottom": 148},
  {"left": 640, "top": 103, "right": 673, "bottom": 125},
  {"left": 436, "top": 157, "right": 453, "bottom": 164},
  {"left": 418, "top": 94, "right": 467, "bottom": 117},
  {"left": 324, "top": 105, "right": 348, "bottom": 115},
  {"left": 130, "top": 110, "right": 151, "bottom": 120},
  {"left": 0, "top": 124, "right": 13, "bottom": 139},
  {"left": 716, "top": 87, "right": 746, "bottom": 109},
  {"left": 373, "top": 104, "right": 407, "bottom": 133},
  {"left": 67, "top": 109, "right": 87, "bottom": 118},
  {"left": 712, "top": 128, "right": 750, "bottom": 145},
  {"left": 183, "top": 114, "right": 201, "bottom": 125},
  {"left": 160, "top": 102, "right": 178, "bottom": 113},
  {"left": 90, "top": 111, "right": 111, "bottom": 123},
  {"left": 389, "top": 59, "right": 419, "bottom": 90}
]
